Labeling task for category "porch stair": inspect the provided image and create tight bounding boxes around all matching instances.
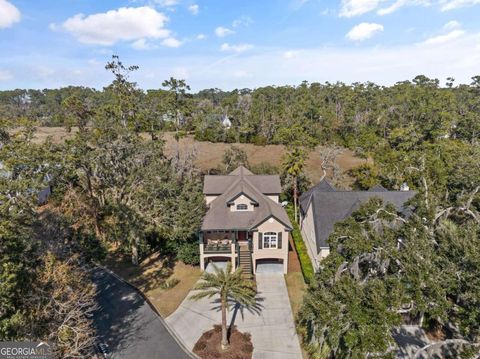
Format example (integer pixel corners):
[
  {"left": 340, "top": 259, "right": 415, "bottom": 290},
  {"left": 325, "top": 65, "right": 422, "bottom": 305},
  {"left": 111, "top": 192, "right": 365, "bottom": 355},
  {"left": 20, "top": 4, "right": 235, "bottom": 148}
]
[{"left": 238, "top": 247, "right": 253, "bottom": 278}]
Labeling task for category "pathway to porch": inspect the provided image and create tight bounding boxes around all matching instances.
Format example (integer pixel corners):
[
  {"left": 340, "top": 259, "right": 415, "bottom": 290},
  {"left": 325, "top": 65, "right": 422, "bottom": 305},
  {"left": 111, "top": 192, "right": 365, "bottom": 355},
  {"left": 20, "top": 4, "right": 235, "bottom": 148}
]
[{"left": 166, "top": 269, "right": 302, "bottom": 359}]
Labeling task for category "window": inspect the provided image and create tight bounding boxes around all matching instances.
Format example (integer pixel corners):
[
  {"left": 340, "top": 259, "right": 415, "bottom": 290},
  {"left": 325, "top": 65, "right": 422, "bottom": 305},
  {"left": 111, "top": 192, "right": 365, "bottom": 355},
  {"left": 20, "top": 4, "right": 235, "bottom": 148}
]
[
  {"left": 263, "top": 232, "right": 277, "bottom": 249},
  {"left": 236, "top": 204, "right": 248, "bottom": 211}
]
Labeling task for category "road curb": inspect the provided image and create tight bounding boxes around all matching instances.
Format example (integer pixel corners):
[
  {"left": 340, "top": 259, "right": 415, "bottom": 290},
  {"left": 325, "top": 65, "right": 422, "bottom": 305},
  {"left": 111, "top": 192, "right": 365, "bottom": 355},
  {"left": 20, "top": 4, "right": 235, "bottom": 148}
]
[{"left": 94, "top": 263, "right": 200, "bottom": 359}]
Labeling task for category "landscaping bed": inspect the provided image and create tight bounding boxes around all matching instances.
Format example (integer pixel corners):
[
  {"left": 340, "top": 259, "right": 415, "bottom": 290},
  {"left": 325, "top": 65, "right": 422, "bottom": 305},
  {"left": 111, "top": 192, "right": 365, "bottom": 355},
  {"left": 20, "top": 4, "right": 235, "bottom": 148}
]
[
  {"left": 193, "top": 325, "right": 253, "bottom": 359},
  {"left": 286, "top": 206, "right": 314, "bottom": 284}
]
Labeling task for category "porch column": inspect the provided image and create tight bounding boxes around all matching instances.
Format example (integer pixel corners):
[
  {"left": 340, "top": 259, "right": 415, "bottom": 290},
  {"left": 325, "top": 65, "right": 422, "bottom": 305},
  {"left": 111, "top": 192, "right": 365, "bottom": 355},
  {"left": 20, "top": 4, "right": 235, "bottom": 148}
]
[
  {"left": 231, "top": 242, "right": 236, "bottom": 272},
  {"left": 199, "top": 231, "right": 205, "bottom": 271}
]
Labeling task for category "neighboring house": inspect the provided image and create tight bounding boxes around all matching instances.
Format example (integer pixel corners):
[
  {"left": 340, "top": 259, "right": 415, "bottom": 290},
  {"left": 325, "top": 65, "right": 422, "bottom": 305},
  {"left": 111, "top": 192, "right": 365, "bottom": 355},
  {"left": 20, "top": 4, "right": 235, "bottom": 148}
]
[
  {"left": 299, "top": 179, "right": 416, "bottom": 269},
  {"left": 0, "top": 161, "right": 51, "bottom": 205},
  {"left": 222, "top": 115, "right": 232, "bottom": 129},
  {"left": 199, "top": 166, "right": 293, "bottom": 274}
]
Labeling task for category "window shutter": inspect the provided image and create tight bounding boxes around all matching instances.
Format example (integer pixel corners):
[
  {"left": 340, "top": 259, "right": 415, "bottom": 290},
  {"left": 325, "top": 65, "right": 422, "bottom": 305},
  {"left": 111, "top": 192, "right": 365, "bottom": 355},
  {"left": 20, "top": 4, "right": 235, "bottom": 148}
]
[
  {"left": 278, "top": 232, "right": 282, "bottom": 249},
  {"left": 258, "top": 233, "right": 263, "bottom": 249}
]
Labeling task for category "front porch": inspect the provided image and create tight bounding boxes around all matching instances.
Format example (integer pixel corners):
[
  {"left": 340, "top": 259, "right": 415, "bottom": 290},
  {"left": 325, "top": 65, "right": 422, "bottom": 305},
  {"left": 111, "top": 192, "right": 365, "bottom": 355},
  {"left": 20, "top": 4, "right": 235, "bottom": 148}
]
[{"left": 199, "top": 230, "right": 252, "bottom": 273}]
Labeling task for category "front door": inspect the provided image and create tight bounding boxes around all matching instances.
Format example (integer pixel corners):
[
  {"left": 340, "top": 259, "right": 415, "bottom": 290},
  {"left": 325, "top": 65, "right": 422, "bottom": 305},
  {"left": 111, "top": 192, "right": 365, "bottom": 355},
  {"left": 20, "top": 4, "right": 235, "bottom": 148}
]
[{"left": 237, "top": 231, "right": 247, "bottom": 244}]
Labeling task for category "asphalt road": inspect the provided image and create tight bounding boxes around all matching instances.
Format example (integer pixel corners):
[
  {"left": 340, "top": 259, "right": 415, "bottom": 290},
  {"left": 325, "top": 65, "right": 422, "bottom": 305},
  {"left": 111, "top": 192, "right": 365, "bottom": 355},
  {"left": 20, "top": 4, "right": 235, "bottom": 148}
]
[{"left": 91, "top": 267, "right": 193, "bottom": 359}]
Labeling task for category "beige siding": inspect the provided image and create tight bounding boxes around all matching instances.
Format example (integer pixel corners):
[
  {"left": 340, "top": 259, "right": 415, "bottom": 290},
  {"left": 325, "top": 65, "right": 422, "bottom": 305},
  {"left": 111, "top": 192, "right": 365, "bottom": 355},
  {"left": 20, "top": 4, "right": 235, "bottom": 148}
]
[
  {"left": 318, "top": 248, "right": 330, "bottom": 260},
  {"left": 230, "top": 194, "right": 255, "bottom": 212},
  {"left": 267, "top": 195, "right": 279, "bottom": 203},
  {"left": 205, "top": 195, "right": 217, "bottom": 205},
  {"left": 300, "top": 204, "right": 325, "bottom": 269},
  {"left": 252, "top": 217, "right": 289, "bottom": 274}
]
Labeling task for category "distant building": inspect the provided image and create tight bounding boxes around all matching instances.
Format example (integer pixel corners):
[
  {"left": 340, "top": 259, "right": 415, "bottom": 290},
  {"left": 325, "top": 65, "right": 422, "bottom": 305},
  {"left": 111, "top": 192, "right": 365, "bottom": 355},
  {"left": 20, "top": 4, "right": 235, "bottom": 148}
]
[{"left": 222, "top": 115, "right": 232, "bottom": 129}]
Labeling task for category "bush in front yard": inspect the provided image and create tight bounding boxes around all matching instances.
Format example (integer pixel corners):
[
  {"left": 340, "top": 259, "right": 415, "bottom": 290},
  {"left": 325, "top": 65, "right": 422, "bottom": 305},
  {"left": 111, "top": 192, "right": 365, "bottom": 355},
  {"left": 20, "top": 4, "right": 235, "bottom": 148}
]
[
  {"left": 286, "top": 206, "right": 314, "bottom": 284},
  {"left": 177, "top": 242, "right": 200, "bottom": 266}
]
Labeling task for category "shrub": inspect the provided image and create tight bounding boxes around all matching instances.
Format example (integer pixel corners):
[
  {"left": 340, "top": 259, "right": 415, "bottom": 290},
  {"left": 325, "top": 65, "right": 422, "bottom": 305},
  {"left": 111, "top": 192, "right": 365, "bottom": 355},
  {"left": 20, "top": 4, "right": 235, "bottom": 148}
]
[
  {"left": 286, "top": 206, "right": 314, "bottom": 284},
  {"left": 75, "top": 231, "right": 107, "bottom": 261},
  {"left": 177, "top": 241, "right": 200, "bottom": 266},
  {"left": 160, "top": 277, "right": 180, "bottom": 289}
]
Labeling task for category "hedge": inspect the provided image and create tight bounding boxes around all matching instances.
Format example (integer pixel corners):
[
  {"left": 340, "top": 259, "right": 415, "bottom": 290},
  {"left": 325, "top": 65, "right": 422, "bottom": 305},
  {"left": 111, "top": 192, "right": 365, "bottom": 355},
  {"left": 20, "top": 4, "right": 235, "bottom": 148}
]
[{"left": 287, "top": 206, "right": 314, "bottom": 284}]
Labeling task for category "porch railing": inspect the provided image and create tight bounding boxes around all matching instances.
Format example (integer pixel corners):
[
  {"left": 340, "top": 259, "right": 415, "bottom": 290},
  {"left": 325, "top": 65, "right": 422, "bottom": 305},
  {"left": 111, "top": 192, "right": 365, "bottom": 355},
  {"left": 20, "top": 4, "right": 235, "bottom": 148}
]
[{"left": 203, "top": 243, "right": 233, "bottom": 254}]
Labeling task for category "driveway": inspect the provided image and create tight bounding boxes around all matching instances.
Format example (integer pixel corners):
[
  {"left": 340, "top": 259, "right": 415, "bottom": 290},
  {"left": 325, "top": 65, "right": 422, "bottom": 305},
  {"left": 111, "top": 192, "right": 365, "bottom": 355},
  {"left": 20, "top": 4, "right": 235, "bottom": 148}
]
[
  {"left": 91, "top": 267, "right": 193, "bottom": 359},
  {"left": 166, "top": 272, "right": 302, "bottom": 359}
]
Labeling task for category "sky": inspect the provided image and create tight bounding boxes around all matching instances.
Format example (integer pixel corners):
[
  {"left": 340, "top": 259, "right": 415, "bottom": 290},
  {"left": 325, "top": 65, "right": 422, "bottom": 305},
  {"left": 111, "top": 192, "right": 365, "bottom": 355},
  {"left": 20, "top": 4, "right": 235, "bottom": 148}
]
[{"left": 0, "top": 0, "right": 480, "bottom": 91}]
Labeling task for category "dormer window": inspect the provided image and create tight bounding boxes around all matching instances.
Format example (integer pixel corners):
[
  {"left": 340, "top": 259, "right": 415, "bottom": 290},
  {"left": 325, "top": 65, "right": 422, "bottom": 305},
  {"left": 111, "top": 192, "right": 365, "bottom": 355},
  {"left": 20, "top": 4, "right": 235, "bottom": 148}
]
[{"left": 236, "top": 204, "right": 248, "bottom": 211}]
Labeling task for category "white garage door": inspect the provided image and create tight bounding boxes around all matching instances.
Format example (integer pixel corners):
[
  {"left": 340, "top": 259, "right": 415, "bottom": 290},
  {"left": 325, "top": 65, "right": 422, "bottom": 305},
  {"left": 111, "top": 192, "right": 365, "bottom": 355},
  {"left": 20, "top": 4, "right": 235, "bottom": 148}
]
[
  {"left": 205, "top": 261, "right": 229, "bottom": 273},
  {"left": 255, "top": 260, "right": 284, "bottom": 273}
]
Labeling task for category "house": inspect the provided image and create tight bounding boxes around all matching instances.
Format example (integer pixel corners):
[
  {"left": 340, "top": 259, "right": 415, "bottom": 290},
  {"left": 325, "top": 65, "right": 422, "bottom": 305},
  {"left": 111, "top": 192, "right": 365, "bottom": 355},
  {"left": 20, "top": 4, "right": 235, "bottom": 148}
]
[
  {"left": 221, "top": 115, "right": 232, "bottom": 129},
  {"left": 199, "top": 166, "right": 293, "bottom": 274},
  {"left": 299, "top": 179, "right": 416, "bottom": 269}
]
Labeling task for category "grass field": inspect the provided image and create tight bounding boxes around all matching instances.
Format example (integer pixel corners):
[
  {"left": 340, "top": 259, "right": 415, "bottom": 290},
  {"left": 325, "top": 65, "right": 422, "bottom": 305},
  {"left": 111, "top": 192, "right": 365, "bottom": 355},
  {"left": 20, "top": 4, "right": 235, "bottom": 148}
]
[{"left": 26, "top": 126, "right": 367, "bottom": 184}]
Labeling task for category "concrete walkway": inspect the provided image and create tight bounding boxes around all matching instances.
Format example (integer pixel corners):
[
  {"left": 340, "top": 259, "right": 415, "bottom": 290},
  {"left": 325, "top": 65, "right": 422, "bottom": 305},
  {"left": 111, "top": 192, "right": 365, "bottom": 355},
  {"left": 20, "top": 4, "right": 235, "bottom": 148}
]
[{"left": 166, "top": 272, "right": 302, "bottom": 359}]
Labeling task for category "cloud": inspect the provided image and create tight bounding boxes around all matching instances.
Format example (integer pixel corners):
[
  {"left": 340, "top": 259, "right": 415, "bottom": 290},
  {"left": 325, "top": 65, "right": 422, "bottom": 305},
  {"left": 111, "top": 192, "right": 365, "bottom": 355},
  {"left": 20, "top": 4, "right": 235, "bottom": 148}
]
[
  {"left": 61, "top": 6, "right": 170, "bottom": 46},
  {"left": 196, "top": 33, "right": 206, "bottom": 40},
  {"left": 440, "top": 0, "right": 480, "bottom": 10},
  {"left": 188, "top": 4, "right": 199, "bottom": 14},
  {"left": 233, "top": 70, "right": 250, "bottom": 78},
  {"left": 232, "top": 16, "right": 253, "bottom": 28},
  {"left": 162, "top": 37, "right": 182, "bottom": 47},
  {"left": 340, "top": 0, "right": 430, "bottom": 17},
  {"left": 132, "top": 38, "right": 151, "bottom": 50},
  {"left": 155, "top": 0, "right": 179, "bottom": 7},
  {"left": 215, "top": 26, "right": 235, "bottom": 37},
  {"left": 220, "top": 43, "right": 253, "bottom": 53},
  {"left": 181, "top": 32, "right": 480, "bottom": 90},
  {"left": 340, "top": 0, "right": 383, "bottom": 17},
  {"left": 346, "top": 22, "right": 384, "bottom": 41},
  {"left": 0, "top": 69, "right": 13, "bottom": 81},
  {"left": 283, "top": 50, "right": 299, "bottom": 59},
  {"left": 377, "top": 0, "right": 429, "bottom": 15},
  {"left": 423, "top": 29, "right": 465, "bottom": 44},
  {"left": 443, "top": 20, "right": 461, "bottom": 30},
  {"left": 0, "top": 0, "right": 20, "bottom": 28},
  {"left": 4, "top": 31, "right": 480, "bottom": 91}
]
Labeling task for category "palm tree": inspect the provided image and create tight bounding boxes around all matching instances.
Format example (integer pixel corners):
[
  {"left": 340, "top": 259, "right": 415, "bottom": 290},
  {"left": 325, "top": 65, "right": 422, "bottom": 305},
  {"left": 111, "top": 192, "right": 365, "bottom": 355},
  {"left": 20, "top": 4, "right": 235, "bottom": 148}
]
[
  {"left": 190, "top": 263, "right": 256, "bottom": 350},
  {"left": 283, "top": 147, "right": 306, "bottom": 222}
]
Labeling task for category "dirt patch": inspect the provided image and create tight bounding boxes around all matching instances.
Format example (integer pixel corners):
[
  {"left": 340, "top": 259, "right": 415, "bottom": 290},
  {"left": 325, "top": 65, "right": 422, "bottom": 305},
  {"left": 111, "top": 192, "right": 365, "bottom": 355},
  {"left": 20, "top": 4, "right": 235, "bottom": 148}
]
[
  {"left": 193, "top": 325, "right": 253, "bottom": 359},
  {"left": 23, "top": 127, "right": 367, "bottom": 184},
  {"left": 103, "top": 249, "right": 201, "bottom": 317},
  {"left": 288, "top": 235, "right": 302, "bottom": 273}
]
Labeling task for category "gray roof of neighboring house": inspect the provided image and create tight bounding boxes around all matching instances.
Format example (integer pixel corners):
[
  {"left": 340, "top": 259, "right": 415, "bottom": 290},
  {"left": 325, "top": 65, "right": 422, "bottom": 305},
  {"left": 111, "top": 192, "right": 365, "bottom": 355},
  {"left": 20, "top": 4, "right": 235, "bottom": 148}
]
[
  {"left": 201, "top": 166, "right": 292, "bottom": 231},
  {"left": 203, "top": 166, "right": 282, "bottom": 195},
  {"left": 299, "top": 179, "right": 416, "bottom": 252}
]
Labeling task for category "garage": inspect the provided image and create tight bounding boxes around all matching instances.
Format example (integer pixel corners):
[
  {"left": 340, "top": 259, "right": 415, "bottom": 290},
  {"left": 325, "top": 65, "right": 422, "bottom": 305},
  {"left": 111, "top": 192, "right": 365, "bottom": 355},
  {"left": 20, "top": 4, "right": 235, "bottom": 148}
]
[
  {"left": 255, "top": 259, "right": 284, "bottom": 274},
  {"left": 205, "top": 260, "right": 230, "bottom": 273}
]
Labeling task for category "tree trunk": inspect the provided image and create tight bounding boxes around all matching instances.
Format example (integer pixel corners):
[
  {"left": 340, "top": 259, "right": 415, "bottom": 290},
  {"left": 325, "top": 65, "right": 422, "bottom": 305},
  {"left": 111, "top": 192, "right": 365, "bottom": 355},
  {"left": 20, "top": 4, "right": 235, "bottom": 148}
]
[
  {"left": 221, "top": 296, "right": 229, "bottom": 350},
  {"left": 293, "top": 176, "right": 298, "bottom": 223},
  {"left": 131, "top": 237, "right": 139, "bottom": 265}
]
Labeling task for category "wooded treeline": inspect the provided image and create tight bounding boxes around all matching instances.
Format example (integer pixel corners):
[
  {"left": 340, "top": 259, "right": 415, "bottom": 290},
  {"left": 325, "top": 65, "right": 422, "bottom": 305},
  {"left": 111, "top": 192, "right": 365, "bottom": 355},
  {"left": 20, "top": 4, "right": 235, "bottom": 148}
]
[{"left": 1, "top": 75, "right": 479, "bottom": 148}]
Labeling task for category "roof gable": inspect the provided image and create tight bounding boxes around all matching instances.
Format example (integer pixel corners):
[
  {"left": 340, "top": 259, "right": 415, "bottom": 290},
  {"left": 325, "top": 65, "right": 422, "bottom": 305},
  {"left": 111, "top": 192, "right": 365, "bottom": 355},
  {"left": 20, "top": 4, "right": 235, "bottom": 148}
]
[{"left": 201, "top": 166, "right": 292, "bottom": 231}]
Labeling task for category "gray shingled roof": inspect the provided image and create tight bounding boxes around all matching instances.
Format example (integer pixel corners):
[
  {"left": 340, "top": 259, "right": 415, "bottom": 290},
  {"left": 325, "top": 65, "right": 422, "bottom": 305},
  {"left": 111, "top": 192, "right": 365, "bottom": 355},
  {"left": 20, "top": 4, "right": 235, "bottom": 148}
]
[
  {"left": 203, "top": 166, "right": 282, "bottom": 195},
  {"left": 299, "top": 179, "right": 416, "bottom": 252},
  {"left": 201, "top": 166, "right": 292, "bottom": 231}
]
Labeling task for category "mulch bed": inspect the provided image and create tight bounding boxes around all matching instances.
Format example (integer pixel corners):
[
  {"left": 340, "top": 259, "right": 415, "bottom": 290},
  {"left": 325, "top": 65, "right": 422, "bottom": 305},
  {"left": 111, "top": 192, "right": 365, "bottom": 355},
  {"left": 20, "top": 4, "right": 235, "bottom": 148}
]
[{"left": 193, "top": 325, "right": 253, "bottom": 359}]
